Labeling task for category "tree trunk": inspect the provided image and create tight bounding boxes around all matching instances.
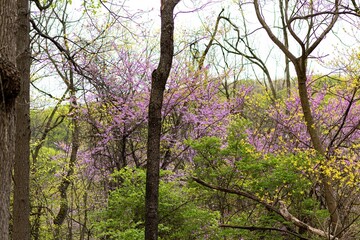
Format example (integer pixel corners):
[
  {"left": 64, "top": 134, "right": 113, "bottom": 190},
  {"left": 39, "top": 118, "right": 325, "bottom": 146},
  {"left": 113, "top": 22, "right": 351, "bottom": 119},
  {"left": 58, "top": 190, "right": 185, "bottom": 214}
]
[
  {"left": 32, "top": 207, "right": 42, "bottom": 240},
  {"left": 12, "top": 0, "right": 31, "bottom": 238},
  {"left": 145, "top": 1, "right": 180, "bottom": 239},
  {"left": 0, "top": 0, "right": 20, "bottom": 239},
  {"left": 294, "top": 58, "right": 340, "bottom": 233},
  {"left": 54, "top": 76, "right": 79, "bottom": 239},
  {"left": 53, "top": 112, "right": 79, "bottom": 239},
  {"left": 53, "top": 16, "right": 80, "bottom": 236},
  {"left": 253, "top": 0, "right": 341, "bottom": 234},
  {"left": 279, "top": 0, "right": 291, "bottom": 98}
]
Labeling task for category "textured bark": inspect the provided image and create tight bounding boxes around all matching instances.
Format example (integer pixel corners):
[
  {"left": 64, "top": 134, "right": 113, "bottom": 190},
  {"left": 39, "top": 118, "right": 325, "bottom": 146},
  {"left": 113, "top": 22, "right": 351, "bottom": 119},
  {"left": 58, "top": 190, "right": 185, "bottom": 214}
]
[
  {"left": 12, "top": 0, "right": 31, "bottom": 238},
  {"left": 0, "top": 0, "right": 19, "bottom": 239},
  {"left": 0, "top": 107, "right": 15, "bottom": 240},
  {"left": 145, "top": 1, "right": 180, "bottom": 239}
]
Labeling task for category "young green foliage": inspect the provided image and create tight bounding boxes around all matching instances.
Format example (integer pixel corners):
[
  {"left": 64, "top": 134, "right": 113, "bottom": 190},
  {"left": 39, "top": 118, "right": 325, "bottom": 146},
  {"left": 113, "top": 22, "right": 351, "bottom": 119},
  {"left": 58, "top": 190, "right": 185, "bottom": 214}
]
[{"left": 91, "top": 167, "right": 220, "bottom": 240}]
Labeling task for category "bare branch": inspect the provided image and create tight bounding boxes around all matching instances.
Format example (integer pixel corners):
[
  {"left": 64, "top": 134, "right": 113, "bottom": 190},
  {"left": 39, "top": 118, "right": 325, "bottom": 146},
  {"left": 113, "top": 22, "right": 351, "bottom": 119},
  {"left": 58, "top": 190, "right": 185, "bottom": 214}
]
[
  {"left": 31, "top": 0, "right": 53, "bottom": 11},
  {"left": 253, "top": 0, "right": 297, "bottom": 62},
  {"left": 279, "top": 201, "right": 339, "bottom": 240},
  {"left": 219, "top": 224, "right": 309, "bottom": 240},
  {"left": 193, "top": 177, "right": 341, "bottom": 240},
  {"left": 197, "top": 9, "right": 224, "bottom": 70},
  {"left": 305, "top": 1, "right": 340, "bottom": 57},
  {"left": 192, "top": 177, "right": 282, "bottom": 216}
]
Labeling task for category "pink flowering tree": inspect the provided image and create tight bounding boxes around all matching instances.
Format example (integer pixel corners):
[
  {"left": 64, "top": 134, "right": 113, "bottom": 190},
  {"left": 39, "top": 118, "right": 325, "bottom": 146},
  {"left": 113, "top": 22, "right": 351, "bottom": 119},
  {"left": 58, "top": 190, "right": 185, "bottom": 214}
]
[
  {"left": 78, "top": 47, "right": 250, "bottom": 181},
  {"left": 247, "top": 80, "right": 360, "bottom": 158}
]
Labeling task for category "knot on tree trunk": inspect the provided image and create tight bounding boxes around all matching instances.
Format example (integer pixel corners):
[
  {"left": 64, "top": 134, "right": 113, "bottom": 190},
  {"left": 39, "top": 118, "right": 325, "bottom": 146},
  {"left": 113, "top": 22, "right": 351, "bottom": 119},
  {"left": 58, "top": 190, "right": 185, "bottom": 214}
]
[{"left": 0, "top": 54, "right": 20, "bottom": 101}]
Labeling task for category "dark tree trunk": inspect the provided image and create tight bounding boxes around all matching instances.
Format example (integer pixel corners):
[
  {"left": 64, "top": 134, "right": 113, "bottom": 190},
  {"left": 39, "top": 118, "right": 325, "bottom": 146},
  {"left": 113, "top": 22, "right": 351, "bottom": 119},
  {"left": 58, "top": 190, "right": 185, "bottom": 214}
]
[
  {"left": 0, "top": 0, "right": 20, "bottom": 239},
  {"left": 12, "top": 0, "right": 31, "bottom": 238},
  {"left": 145, "top": 1, "right": 180, "bottom": 239}
]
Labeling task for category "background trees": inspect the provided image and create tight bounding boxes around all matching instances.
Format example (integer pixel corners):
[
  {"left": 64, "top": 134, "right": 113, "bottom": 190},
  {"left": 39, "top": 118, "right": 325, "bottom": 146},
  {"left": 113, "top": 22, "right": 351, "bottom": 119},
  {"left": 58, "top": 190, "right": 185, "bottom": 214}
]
[{"left": 2, "top": 0, "right": 359, "bottom": 239}]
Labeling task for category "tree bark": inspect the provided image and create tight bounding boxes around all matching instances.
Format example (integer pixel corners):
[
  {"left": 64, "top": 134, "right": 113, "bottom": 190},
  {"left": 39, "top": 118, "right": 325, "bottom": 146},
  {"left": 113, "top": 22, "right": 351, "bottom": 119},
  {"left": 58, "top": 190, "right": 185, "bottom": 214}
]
[
  {"left": 145, "top": 1, "right": 180, "bottom": 239},
  {"left": 12, "top": 0, "right": 31, "bottom": 238},
  {"left": 293, "top": 58, "right": 340, "bottom": 233},
  {"left": 0, "top": 0, "right": 20, "bottom": 239}
]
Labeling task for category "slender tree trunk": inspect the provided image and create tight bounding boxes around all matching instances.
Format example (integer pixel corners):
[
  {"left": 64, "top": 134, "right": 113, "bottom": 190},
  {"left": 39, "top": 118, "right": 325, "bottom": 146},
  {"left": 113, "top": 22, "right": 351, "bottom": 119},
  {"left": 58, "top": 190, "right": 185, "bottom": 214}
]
[
  {"left": 279, "top": 0, "right": 291, "bottom": 97},
  {"left": 32, "top": 207, "right": 42, "bottom": 240},
  {"left": 12, "top": 0, "right": 31, "bottom": 238},
  {"left": 145, "top": 1, "right": 180, "bottom": 239},
  {"left": 53, "top": 15, "right": 80, "bottom": 236},
  {"left": 80, "top": 191, "right": 88, "bottom": 240},
  {"left": 0, "top": 0, "right": 20, "bottom": 239},
  {"left": 53, "top": 114, "right": 79, "bottom": 239},
  {"left": 294, "top": 58, "right": 340, "bottom": 233},
  {"left": 54, "top": 79, "right": 79, "bottom": 239},
  {"left": 253, "top": 0, "right": 341, "bottom": 233}
]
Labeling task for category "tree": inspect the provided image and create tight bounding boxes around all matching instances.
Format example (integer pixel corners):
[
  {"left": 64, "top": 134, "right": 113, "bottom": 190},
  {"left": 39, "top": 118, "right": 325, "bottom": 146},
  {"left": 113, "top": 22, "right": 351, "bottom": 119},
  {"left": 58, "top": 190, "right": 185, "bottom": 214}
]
[
  {"left": 28, "top": 1, "right": 159, "bottom": 237},
  {"left": 145, "top": 0, "right": 181, "bottom": 239},
  {"left": 189, "top": 112, "right": 354, "bottom": 239},
  {"left": 214, "top": 11, "right": 278, "bottom": 100},
  {"left": 0, "top": 0, "right": 20, "bottom": 239},
  {"left": 253, "top": 0, "right": 341, "bottom": 234},
  {"left": 181, "top": 1, "right": 360, "bottom": 238},
  {"left": 12, "top": 0, "right": 31, "bottom": 238},
  {"left": 19, "top": 0, "right": 360, "bottom": 238}
]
